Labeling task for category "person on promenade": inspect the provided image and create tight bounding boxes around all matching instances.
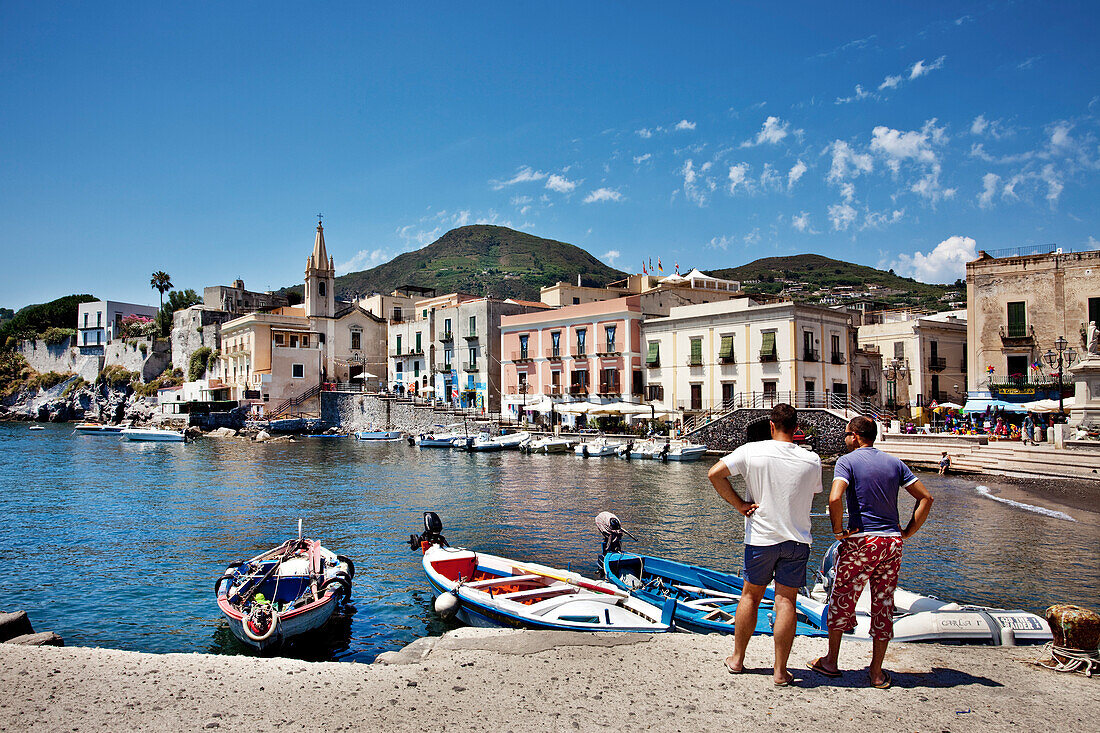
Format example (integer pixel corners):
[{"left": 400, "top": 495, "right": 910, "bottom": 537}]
[
  {"left": 708, "top": 403, "right": 822, "bottom": 686},
  {"left": 938, "top": 451, "right": 950, "bottom": 475},
  {"left": 1022, "top": 413, "right": 1034, "bottom": 446},
  {"left": 808, "top": 416, "right": 934, "bottom": 689}
]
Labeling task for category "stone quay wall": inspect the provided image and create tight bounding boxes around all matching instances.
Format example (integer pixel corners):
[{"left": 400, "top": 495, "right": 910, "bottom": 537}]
[
  {"left": 687, "top": 407, "right": 849, "bottom": 455},
  {"left": 321, "top": 393, "right": 454, "bottom": 434}
]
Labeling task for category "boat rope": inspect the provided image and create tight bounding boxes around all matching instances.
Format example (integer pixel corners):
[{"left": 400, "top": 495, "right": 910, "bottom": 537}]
[{"left": 1038, "top": 643, "right": 1100, "bottom": 677}]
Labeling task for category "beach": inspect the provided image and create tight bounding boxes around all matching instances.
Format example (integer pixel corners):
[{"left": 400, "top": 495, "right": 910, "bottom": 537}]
[{"left": 2, "top": 628, "right": 1094, "bottom": 732}]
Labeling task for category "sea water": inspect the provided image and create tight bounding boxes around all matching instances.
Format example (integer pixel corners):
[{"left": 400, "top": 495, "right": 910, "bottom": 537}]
[{"left": 1, "top": 423, "right": 1097, "bottom": 662}]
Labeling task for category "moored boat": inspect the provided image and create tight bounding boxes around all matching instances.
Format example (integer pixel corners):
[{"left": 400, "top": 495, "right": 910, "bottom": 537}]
[
  {"left": 524, "top": 436, "right": 574, "bottom": 453},
  {"left": 29, "top": 425, "right": 45, "bottom": 431},
  {"left": 74, "top": 422, "right": 126, "bottom": 434},
  {"left": 574, "top": 436, "right": 623, "bottom": 457},
  {"left": 355, "top": 428, "right": 404, "bottom": 441},
  {"left": 409, "top": 512, "right": 672, "bottom": 632},
  {"left": 120, "top": 427, "right": 186, "bottom": 442},
  {"left": 627, "top": 438, "right": 706, "bottom": 461},
  {"left": 411, "top": 424, "right": 465, "bottom": 447},
  {"left": 215, "top": 529, "right": 354, "bottom": 651}
]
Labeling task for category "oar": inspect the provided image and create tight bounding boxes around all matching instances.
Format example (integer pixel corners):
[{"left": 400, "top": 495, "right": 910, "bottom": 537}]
[{"left": 510, "top": 562, "right": 628, "bottom": 598}]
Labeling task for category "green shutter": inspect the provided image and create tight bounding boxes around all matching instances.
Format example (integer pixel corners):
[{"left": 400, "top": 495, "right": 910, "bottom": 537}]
[
  {"left": 718, "top": 335, "right": 734, "bottom": 359},
  {"left": 646, "top": 341, "right": 660, "bottom": 365},
  {"left": 761, "top": 332, "right": 776, "bottom": 356},
  {"left": 690, "top": 338, "right": 702, "bottom": 365},
  {"left": 1007, "top": 302, "right": 1026, "bottom": 337}
]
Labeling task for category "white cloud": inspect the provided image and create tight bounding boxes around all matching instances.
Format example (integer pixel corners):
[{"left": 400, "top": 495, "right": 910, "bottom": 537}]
[
  {"left": 743, "top": 228, "right": 761, "bottom": 245},
  {"left": 633, "top": 153, "right": 652, "bottom": 165},
  {"left": 787, "top": 160, "right": 807, "bottom": 188},
  {"left": 971, "top": 115, "right": 989, "bottom": 136},
  {"left": 978, "top": 173, "right": 1000, "bottom": 209},
  {"left": 681, "top": 159, "right": 716, "bottom": 206},
  {"left": 742, "top": 116, "right": 799, "bottom": 147},
  {"left": 490, "top": 166, "right": 547, "bottom": 190},
  {"left": 863, "top": 208, "right": 905, "bottom": 229},
  {"left": 675, "top": 119, "right": 696, "bottom": 131},
  {"left": 583, "top": 188, "right": 623, "bottom": 203},
  {"left": 545, "top": 174, "right": 577, "bottom": 193},
  {"left": 708, "top": 235, "right": 734, "bottom": 250},
  {"left": 728, "top": 163, "right": 751, "bottom": 194},
  {"left": 1018, "top": 56, "right": 1040, "bottom": 70},
  {"left": 828, "top": 202, "right": 857, "bottom": 231},
  {"left": 1040, "top": 163, "right": 1064, "bottom": 206},
  {"left": 836, "top": 84, "right": 872, "bottom": 104},
  {"left": 839, "top": 182, "right": 855, "bottom": 202},
  {"left": 827, "top": 140, "right": 873, "bottom": 182},
  {"left": 791, "top": 212, "right": 816, "bottom": 233},
  {"left": 892, "top": 235, "right": 977, "bottom": 283},
  {"left": 602, "top": 249, "right": 621, "bottom": 265},
  {"left": 636, "top": 128, "right": 654, "bottom": 139},
  {"left": 397, "top": 223, "right": 442, "bottom": 249},
  {"left": 909, "top": 55, "right": 946, "bottom": 79},
  {"left": 878, "top": 74, "right": 902, "bottom": 91},
  {"left": 759, "top": 163, "right": 783, "bottom": 191},
  {"left": 1049, "top": 122, "right": 1072, "bottom": 149},
  {"left": 337, "top": 248, "right": 394, "bottom": 275},
  {"left": 869, "top": 119, "right": 953, "bottom": 202}
]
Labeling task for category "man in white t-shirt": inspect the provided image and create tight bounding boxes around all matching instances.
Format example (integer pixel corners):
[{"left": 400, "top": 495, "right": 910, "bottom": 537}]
[{"left": 708, "top": 403, "right": 822, "bottom": 686}]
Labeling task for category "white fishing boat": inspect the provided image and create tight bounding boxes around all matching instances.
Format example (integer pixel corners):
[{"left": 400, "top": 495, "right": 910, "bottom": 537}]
[
  {"left": 411, "top": 424, "right": 464, "bottom": 447},
  {"left": 465, "top": 432, "right": 504, "bottom": 452},
  {"left": 801, "top": 543, "right": 1051, "bottom": 645},
  {"left": 354, "top": 428, "right": 404, "bottom": 441},
  {"left": 574, "top": 436, "right": 623, "bottom": 457},
  {"left": 73, "top": 422, "right": 126, "bottom": 434},
  {"left": 627, "top": 438, "right": 662, "bottom": 459},
  {"left": 409, "top": 512, "right": 672, "bottom": 632},
  {"left": 627, "top": 438, "right": 706, "bottom": 461},
  {"left": 29, "top": 425, "right": 45, "bottom": 431},
  {"left": 215, "top": 526, "right": 354, "bottom": 651},
  {"left": 493, "top": 430, "right": 531, "bottom": 450},
  {"left": 524, "top": 435, "right": 574, "bottom": 453},
  {"left": 120, "top": 427, "right": 186, "bottom": 442}
]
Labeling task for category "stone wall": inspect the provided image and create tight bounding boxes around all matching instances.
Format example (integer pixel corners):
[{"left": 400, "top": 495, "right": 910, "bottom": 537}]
[
  {"left": 18, "top": 339, "right": 80, "bottom": 374},
  {"left": 103, "top": 338, "right": 171, "bottom": 381},
  {"left": 172, "top": 307, "right": 229, "bottom": 377},
  {"left": 687, "top": 407, "right": 849, "bottom": 455},
  {"left": 322, "top": 393, "right": 458, "bottom": 433}
]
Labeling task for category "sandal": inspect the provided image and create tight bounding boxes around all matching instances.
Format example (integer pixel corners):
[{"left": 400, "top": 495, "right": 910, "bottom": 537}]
[
  {"left": 724, "top": 656, "right": 743, "bottom": 674},
  {"left": 807, "top": 657, "right": 842, "bottom": 678},
  {"left": 870, "top": 670, "right": 892, "bottom": 689},
  {"left": 774, "top": 671, "right": 795, "bottom": 687}
]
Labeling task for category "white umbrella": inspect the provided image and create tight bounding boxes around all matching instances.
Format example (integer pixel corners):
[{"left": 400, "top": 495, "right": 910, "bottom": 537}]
[
  {"left": 350, "top": 372, "right": 377, "bottom": 380},
  {"left": 523, "top": 397, "right": 554, "bottom": 412},
  {"left": 1020, "top": 398, "right": 1075, "bottom": 413},
  {"left": 557, "top": 401, "right": 602, "bottom": 415}
]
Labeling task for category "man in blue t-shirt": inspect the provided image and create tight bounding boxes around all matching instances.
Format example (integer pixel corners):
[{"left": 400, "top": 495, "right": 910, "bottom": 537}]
[{"left": 807, "top": 416, "right": 934, "bottom": 689}]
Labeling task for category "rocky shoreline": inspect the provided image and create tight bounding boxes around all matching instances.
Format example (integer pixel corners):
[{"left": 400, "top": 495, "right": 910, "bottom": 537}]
[{"left": 1, "top": 629, "right": 1094, "bottom": 732}]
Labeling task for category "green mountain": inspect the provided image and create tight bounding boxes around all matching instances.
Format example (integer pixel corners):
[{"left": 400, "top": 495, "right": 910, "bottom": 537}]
[
  {"left": 321, "top": 225, "right": 625, "bottom": 301},
  {"left": 708, "top": 254, "right": 958, "bottom": 309}
]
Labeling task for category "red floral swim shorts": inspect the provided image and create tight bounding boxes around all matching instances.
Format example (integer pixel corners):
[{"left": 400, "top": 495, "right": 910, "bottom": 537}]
[{"left": 826, "top": 536, "right": 903, "bottom": 641}]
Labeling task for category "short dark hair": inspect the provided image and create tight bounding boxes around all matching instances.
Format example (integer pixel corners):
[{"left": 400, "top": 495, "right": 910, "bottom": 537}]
[
  {"left": 769, "top": 403, "right": 797, "bottom": 433},
  {"left": 848, "top": 416, "right": 877, "bottom": 443}
]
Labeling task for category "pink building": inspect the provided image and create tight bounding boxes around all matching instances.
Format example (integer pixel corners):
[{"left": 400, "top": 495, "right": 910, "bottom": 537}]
[{"left": 500, "top": 296, "right": 645, "bottom": 421}]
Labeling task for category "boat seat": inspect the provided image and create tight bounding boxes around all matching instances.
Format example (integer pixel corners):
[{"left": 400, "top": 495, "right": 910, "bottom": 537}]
[
  {"left": 496, "top": 586, "right": 578, "bottom": 602},
  {"left": 682, "top": 597, "right": 737, "bottom": 610},
  {"left": 701, "top": 608, "right": 735, "bottom": 623},
  {"left": 465, "top": 574, "right": 543, "bottom": 589}
]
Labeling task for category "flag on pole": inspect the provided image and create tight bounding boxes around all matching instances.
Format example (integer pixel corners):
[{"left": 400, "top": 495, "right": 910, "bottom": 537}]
[
  {"left": 649, "top": 257, "right": 653, "bottom": 272},
  {"left": 658, "top": 257, "right": 663, "bottom": 274},
  {"left": 675, "top": 261, "right": 680, "bottom": 274},
  {"left": 642, "top": 261, "right": 647, "bottom": 274}
]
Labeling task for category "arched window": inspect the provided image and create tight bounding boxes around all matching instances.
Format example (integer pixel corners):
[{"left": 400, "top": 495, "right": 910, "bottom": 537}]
[{"left": 319, "top": 281, "right": 327, "bottom": 297}]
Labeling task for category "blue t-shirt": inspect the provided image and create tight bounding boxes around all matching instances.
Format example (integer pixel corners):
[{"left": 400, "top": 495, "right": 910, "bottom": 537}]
[{"left": 833, "top": 447, "right": 917, "bottom": 535}]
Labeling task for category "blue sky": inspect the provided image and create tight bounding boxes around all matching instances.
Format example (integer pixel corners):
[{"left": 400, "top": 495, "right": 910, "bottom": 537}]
[{"left": 2, "top": 1, "right": 1098, "bottom": 309}]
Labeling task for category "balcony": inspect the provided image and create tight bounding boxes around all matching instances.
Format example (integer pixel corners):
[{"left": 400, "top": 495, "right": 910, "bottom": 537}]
[
  {"left": 511, "top": 350, "right": 533, "bottom": 363},
  {"left": 463, "top": 332, "right": 479, "bottom": 341},
  {"left": 546, "top": 348, "right": 563, "bottom": 360},
  {"left": 439, "top": 331, "right": 453, "bottom": 342},
  {"left": 433, "top": 363, "right": 453, "bottom": 373},
  {"left": 569, "top": 385, "right": 588, "bottom": 396},
  {"left": 802, "top": 348, "right": 820, "bottom": 362},
  {"left": 462, "top": 361, "right": 479, "bottom": 372},
  {"left": 759, "top": 351, "right": 778, "bottom": 363},
  {"left": 831, "top": 353, "right": 846, "bottom": 365},
  {"left": 597, "top": 383, "right": 622, "bottom": 396},
  {"left": 687, "top": 356, "right": 703, "bottom": 367},
  {"left": 718, "top": 354, "right": 735, "bottom": 364},
  {"left": 999, "top": 324, "right": 1035, "bottom": 347},
  {"left": 928, "top": 356, "right": 946, "bottom": 372},
  {"left": 572, "top": 348, "right": 587, "bottom": 358},
  {"left": 596, "top": 342, "right": 620, "bottom": 356}
]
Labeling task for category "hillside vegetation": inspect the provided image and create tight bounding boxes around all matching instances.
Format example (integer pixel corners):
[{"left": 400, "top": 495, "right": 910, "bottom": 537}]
[
  {"left": 0, "top": 294, "right": 96, "bottom": 349},
  {"left": 293, "top": 225, "right": 625, "bottom": 302}
]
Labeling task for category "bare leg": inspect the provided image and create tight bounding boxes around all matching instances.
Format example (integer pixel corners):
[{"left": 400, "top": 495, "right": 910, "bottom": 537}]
[
  {"left": 726, "top": 581, "right": 766, "bottom": 673},
  {"left": 869, "top": 638, "right": 889, "bottom": 686},
  {"left": 818, "top": 628, "right": 844, "bottom": 673},
  {"left": 772, "top": 583, "right": 798, "bottom": 684}
]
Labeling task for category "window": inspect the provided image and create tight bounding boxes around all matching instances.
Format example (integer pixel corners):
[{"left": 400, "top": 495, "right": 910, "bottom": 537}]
[
  {"left": 415, "top": 332, "right": 422, "bottom": 353},
  {"left": 290, "top": 335, "right": 299, "bottom": 348},
  {"left": 760, "top": 331, "right": 777, "bottom": 361},
  {"left": 718, "top": 335, "right": 734, "bottom": 363},
  {"left": 301, "top": 335, "right": 309, "bottom": 348},
  {"left": 572, "top": 297, "right": 580, "bottom": 305},
  {"left": 318, "top": 333, "right": 324, "bottom": 344},
  {"left": 519, "top": 334, "right": 529, "bottom": 359},
  {"left": 646, "top": 384, "right": 664, "bottom": 401},
  {"left": 275, "top": 333, "right": 285, "bottom": 346},
  {"left": 468, "top": 346, "right": 477, "bottom": 368},
  {"left": 689, "top": 337, "right": 703, "bottom": 366},
  {"left": 551, "top": 331, "right": 560, "bottom": 357},
  {"left": 444, "top": 348, "right": 452, "bottom": 368},
  {"left": 831, "top": 334, "right": 841, "bottom": 360},
  {"left": 97, "top": 312, "right": 101, "bottom": 327},
  {"left": 1007, "top": 301, "right": 1027, "bottom": 338},
  {"left": 396, "top": 335, "right": 402, "bottom": 354},
  {"left": 690, "top": 384, "right": 702, "bottom": 410},
  {"left": 1006, "top": 355, "right": 1028, "bottom": 380},
  {"left": 763, "top": 381, "right": 777, "bottom": 398},
  {"left": 444, "top": 318, "right": 452, "bottom": 337},
  {"left": 930, "top": 340, "right": 939, "bottom": 359},
  {"left": 893, "top": 341, "right": 904, "bottom": 359},
  {"left": 931, "top": 375, "right": 940, "bottom": 398},
  {"left": 414, "top": 361, "right": 420, "bottom": 378},
  {"left": 803, "top": 331, "right": 814, "bottom": 361},
  {"left": 646, "top": 341, "right": 660, "bottom": 366},
  {"left": 576, "top": 328, "right": 586, "bottom": 355},
  {"left": 632, "top": 369, "right": 643, "bottom": 395},
  {"left": 1089, "top": 297, "right": 1099, "bottom": 328},
  {"left": 396, "top": 362, "right": 403, "bottom": 374},
  {"left": 292, "top": 364, "right": 304, "bottom": 379},
  {"left": 469, "top": 315, "right": 476, "bottom": 336},
  {"left": 422, "top": 309, "right": 428, "bottom": 318},
  {"left": 351, "top": 331, "right": 361, "bottom": 350},
  {"left": 600, "top": 367, "right": 619, "bottom": 393},
  {"left": 319, "top": 281, "right": 326, "bottom": 297},
  {"left": 83, "top": 313, "right": 88, "bottom": 328},
  {"left": 604, "top": 325, "right": 616, "bottom": 352}
]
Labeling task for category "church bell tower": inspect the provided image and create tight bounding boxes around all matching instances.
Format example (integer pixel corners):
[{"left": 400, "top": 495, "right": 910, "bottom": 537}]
[{"left": 304, "top": 217, "right": 335, "bottom": 318}]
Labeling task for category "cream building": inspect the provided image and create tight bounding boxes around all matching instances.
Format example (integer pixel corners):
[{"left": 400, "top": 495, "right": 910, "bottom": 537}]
[
  {"left": 857, "top": 309, "right": 968, "bottom": 412},
  {"left": 215, "top": 221, "right": 386, "bottom": 414},
  {"left": 966, "top": 247, "right": 1100, "bottom": 398},
  {"left": 540, "top": 270, "right": 740, "bottom": 316},
  {"left": 642, "top": 298, "right": 857, "bottom": 413}
]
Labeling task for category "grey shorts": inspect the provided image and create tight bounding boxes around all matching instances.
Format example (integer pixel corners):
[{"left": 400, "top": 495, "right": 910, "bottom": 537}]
[{"left": 744, "top": 541, "right": 810, "bottom": 588}]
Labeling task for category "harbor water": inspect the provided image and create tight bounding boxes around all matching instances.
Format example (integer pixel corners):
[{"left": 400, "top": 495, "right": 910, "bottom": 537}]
[{"left": 1, "top": 423, "right": 1097, "bottom": 663}]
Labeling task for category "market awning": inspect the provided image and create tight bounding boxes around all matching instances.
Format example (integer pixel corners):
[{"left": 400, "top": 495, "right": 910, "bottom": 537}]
[{"left": 961, "top": 399, "right": 1028, "bottom": 414}]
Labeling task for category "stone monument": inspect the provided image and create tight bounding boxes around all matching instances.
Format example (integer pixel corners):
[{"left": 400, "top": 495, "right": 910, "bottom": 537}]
[{"left": 1068, "top": 320, "right": 1100, "bottom": 427}]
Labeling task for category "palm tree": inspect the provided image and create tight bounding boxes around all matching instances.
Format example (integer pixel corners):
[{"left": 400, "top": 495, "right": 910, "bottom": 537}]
[{"left": 150, "top": 271, "right": 173, "bottom": 311}]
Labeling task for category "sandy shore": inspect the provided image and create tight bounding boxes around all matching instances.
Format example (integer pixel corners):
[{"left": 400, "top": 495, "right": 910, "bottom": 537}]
[{"left": 1, "top": 630, "right": 1094, "bottom": 732}]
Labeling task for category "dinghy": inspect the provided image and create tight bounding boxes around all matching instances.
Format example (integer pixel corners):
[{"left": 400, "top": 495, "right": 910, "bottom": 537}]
[
  {"left": 574, "top": 436, "right": 623, "bottom": 457},
  {"left": 355, "top": 428, "right": 404, "bottom": 441},
  {"left": 410, "top": 424, "right": 465, "bottom": 447},
  {"left": 802, "top": 542, "right": 1051, "bottom": 645},
  {"left": 596, "top": 513, "right": 825, "bottom": 637},
  {"left": 120, "top": 427, "right": 186, "bottom": 442},
  {"left": 408, "top": 512, "right": 672, "bottom": 632},
  {"left": 524, "top": 436, "right": 574, "bottom": 453},
  {"left": 73, "top": 422, "right": 126, "bottom": 434},
  {"left": 215, "top": 525, "right": 354, "bottom": 651}
]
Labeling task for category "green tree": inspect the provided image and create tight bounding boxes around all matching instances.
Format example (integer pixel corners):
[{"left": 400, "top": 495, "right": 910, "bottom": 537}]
[
  {"left": 155, "top": 288, "right": 201, "bottom": 336},
  {"left": 150, "top": 271, "right": 173, "bottom": 312},
  {"left": 189, "top": 346, "right": 212, "bottom": 381},
  {"left": 0, "top": 294, "right": 95, "bottom": 349}
]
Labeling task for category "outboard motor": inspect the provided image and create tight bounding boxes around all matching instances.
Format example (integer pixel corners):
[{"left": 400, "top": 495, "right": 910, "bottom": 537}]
[
  {"left": 622, "top": 440, "right": 634, "bottom": 459},
  {"left": 658, "top": 442, "right": 671, "bottom": 462},
  {"left": 407, "top": 511, "right": 448, "bottom": 550},
  {"left": 595, "top": 511, "right": 636, "bottom": 559}
]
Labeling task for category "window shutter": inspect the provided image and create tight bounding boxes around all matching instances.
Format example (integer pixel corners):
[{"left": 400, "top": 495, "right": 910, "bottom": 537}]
[
  {"left": 718, "top": 335, "right": 734, "bottom": 359},
  {"left": 761, "top": 332, "right": 776, "bottom": 356},
  {"left": 690, "top": 338, "right": 703, "bottom": 364},
  {"left": 646, "top": 341, "right": 660, "bottom": 365},
  {"left": 1007, "top": 302, "right": 1026, "bottom": 337}
]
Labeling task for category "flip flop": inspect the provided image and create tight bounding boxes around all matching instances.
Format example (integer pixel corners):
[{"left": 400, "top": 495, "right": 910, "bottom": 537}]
[
  {"left": 774, "top": 672, "right": 795, "bottom": 687},
  {"left": 724, "top": 657, "right": 743, "bottom": 674},
  {"left": 870, "top": 671, "right": 892, "bottom": 689},
  {"left": 807, "top": 657, "right": 842, "bottom": 678}
]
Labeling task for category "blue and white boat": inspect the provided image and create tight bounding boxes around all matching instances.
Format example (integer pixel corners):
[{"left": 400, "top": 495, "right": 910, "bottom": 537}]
[
  {"left": 411, "top": 424, "right": 465, "bottom": 447},
  {"left": 409, "top": 512, "right": 672, "bottom": 632},
  {"left": 354, "top": 428, "right": 404, "bottom": 441}
]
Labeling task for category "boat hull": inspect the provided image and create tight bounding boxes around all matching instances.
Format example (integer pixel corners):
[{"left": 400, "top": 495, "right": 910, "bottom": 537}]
[
  {"left": 120, "top": 428, "right": 185, "bottom": 442},
  {"left": 355, "top": 430, "right": 404, "bottom": 440}
]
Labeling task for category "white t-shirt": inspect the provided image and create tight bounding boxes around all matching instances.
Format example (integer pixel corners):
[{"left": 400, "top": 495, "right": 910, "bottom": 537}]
[{"left": 721, "top": 440, "right": 823, "bottom": 546}]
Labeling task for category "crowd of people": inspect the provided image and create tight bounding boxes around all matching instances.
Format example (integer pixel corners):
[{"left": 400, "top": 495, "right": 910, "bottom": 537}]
[
  {"left": 708, "top": 403, "right": 934, "bottom": 689},
  {"left": 909, "top": 406, "right": 1056, "bottom": 443}
]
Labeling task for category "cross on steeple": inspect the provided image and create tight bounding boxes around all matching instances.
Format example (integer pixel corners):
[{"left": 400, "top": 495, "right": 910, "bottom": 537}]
[{"left": 317, "top": 212, "right": 324, "bottom": 226}]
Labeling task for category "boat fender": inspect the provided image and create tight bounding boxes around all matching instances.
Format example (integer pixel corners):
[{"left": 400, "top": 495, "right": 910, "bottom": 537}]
[
  {"left": 215, "top": 572, "right": 236, "bottom": 596},
  {"left": 243, "top": 605, "right": 278, "bottom": 643},
  {"left": 336, "top": 555, "right": 355, "bottom": 579},
  {"left": 320, "top": 576, "right": 351, "bottom": 599},
  {"left": 434, "top": 592, "right": 459, "bottom": 619}
]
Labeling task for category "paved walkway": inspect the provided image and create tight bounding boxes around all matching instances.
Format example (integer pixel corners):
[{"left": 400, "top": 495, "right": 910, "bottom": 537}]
[
  {"left": 877, "top": 435, "right": 1100, "bottom": 482},
  {"left": 2, "top": 629, "right": 1095, "bottom": 732}
]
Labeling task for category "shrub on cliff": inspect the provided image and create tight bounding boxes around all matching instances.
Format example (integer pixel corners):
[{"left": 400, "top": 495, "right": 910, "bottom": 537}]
[
  {"left": 0, "top": 294, "right": 95, "bottom": 348},
  {"left": 134, "top": 369, "right": 184, "bottom": 397},
  {"left": 0, "top": 351, "right": 32, "bottom": 397},
  {"left": 42, "top": 327, "right": 76, "bottom": 345},
  {"left": 97, "top": 365, "right": 138, "bottom": 390},
  {"left": 189, "top": 346, "right": 213, "bottom": 381}
]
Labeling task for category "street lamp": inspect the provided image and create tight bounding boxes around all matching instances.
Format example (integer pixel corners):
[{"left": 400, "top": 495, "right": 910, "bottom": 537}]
[
  {"left": 883, "top": 357, "right": 909, "bottom": 414},
  {"left": 1043, "top": 336, "right": 1078, "bottom": 418}
]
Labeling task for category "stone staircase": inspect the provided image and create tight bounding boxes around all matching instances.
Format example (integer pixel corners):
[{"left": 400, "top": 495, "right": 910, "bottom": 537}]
[{"left": 876, "top": 437, "right": 1100, "bottom": 482}]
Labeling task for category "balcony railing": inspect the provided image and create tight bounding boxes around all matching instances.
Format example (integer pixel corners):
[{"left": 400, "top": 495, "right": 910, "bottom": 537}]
[
  {"left": 718, "top": 354, "right": 735, "bottom": 364},
  {"left": 439, "top": 331, "right": 453, "bottom": 342},
  {"left": 646, "top": 360, "right": 660, "bottom": 369},
  {"left": 999, "top": 325, "right": 1034, "bottom": 345},
  {"left": 569, "top": 385, "right": 588, "bottom": 396},
  {"left": 573, "top": 348, "right": 587, "bottom": 358},
  {"left": 549, "top": 385, "right": 562, "bottom": 396},
  {"left": 462, "top": 361, "right": 478, "bottom": 372},
  {"left": 596, "top": 342, "right": 620, "bottom": 356},
  {"left": 546, "top": 348, "right": 562, "bottom": 360},
  {"left": 831, "top": 353, "right": 846, "bottom": 365},
  {"left": 928, "top": 356, "right": 946, "bottom": 372},
  {"left": 597, "top": 383, "right": 621, "bottom": 395},
  {"left": 463, "top": 331, "right": 478, "bottom": 341},
  {"left": 803, "top": 348, "right": 820, "bottom": 362},
  {"left": 759, "top": 351, "right": 778, "bottom": 363},
  {"left": 433, "top": 363, "right": 452, "bottom": 373},
  {"left": 511, "top": 350, "right": 533, "bottom": 362}
]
